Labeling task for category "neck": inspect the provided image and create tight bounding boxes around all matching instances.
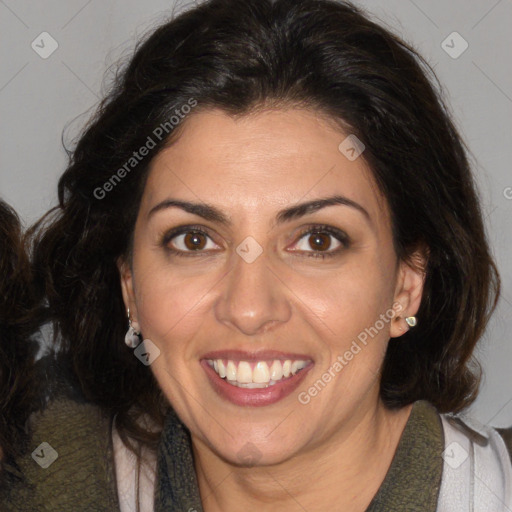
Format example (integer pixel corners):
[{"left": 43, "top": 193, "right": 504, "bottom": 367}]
[{"left": 192, "top": 399, "right": 413, "bottom": 512}]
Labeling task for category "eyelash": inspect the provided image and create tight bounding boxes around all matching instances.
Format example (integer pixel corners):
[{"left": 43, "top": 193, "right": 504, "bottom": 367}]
[{"left": 160, "top": 224, "right": 350, "bottom": 260}]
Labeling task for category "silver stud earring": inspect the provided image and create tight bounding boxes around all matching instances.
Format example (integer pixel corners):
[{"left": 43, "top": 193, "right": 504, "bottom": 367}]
[
  {"left": 125, "top": 308, "right": 142, "bottom": 348},
  {"left": 405, "top": 316, "right": 417, "bottom": 328}
]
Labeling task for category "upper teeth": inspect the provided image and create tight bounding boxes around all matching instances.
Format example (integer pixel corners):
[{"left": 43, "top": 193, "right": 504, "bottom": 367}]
[{"left": 207, "top": 359, "right": 309, "bottom": 388}]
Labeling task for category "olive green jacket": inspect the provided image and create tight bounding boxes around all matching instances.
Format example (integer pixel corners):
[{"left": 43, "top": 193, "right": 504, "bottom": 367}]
[{"left": 1, "top": 366, "right": 511, "bottom": 511}]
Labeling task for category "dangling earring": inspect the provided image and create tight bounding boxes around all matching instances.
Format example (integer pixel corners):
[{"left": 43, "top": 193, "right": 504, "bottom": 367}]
[
  {"left": 405, "top": 316, "right": 417, "bottom": 328},
  {"left": 125, "top": 308, "right": 142, "bottom": 348}
]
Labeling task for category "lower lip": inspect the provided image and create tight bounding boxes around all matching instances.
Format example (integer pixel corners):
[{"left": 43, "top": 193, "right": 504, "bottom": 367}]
[{"left": 200, "top": 360, "right": 313, "bottom": 407}]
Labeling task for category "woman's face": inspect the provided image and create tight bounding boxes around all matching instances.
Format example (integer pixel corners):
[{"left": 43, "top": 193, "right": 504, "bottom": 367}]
[{"left": 120, "top": 107, "right": 424, "bottom": 466}]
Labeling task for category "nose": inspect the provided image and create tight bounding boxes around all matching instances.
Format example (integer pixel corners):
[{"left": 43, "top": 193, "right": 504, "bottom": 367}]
[{"left": 213, "top": 246, "right": 291, "bottom": 336}]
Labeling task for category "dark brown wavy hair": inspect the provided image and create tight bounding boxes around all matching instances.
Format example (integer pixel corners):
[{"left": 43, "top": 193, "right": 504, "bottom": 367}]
[
  {"left": 0, "top": 201, "right": 41, "bottom": 482},
  {"left": 29, "top": 0, "right": 500, "bottom": 455}
]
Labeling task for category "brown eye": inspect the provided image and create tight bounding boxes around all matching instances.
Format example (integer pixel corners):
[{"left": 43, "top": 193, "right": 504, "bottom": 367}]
[
  {"left": 164, "top": 227, "right": 219, "bottom": 255},
  {"left": 308, "top": 232, "right": 332, "bottom": 251},
  {"left": 183, "top": 231, "right": 207, "bottom": 250},
  {"left": 290, "top": 225, "right": 349, "bottom": 259}
]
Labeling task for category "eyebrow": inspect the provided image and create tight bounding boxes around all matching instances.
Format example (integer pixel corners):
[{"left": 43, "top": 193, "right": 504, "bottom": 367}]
[{"left": 147, "top": 194, "right": 371, "bottom": 226}]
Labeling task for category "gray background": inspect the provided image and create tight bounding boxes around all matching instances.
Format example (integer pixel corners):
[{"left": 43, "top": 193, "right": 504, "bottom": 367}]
[{"left": 1, "top": 0, "right": 511, "bottom": 426}]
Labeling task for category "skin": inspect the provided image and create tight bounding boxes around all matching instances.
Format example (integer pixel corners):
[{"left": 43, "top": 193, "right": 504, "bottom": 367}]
[{"left": 119, "top": 107, "right": 425, "bottom": 511}]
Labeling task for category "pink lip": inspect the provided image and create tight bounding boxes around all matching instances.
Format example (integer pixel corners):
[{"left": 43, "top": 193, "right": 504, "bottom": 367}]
[
  {"left": 201, "top": 349, "right": 313, "bottom": 362},
  {"left": 200, "top": 359, "right": 314, "bottom": 407}
]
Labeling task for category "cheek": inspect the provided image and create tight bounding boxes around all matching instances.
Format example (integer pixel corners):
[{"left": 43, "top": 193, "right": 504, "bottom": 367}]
[
  {"left": 305, "top": 253, "right": 396, "bottom": 354},
  {"left": 132, "top": 257, "right": 218, "bottom": 352}
]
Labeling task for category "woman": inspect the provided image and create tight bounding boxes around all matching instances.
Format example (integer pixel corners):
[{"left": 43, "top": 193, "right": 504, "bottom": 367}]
[
  {"left": 2, "top": 0, "right": 511, "bottom": 510},
  {"left": 0, "top": 201, "right": 40, "bottom": 486}
]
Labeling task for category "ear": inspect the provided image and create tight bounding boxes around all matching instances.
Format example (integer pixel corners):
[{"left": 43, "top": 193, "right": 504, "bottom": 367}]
[
  {"left": 117, "top": 257, "right": 140, "bottom": 332},
  {"left": 389, "top": 248, "right": 428, "bottom": 338}
]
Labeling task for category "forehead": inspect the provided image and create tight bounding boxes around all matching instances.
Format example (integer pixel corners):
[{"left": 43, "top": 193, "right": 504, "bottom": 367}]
[{"left": 141, "top": 108, "right": 388, "bottom": 226}]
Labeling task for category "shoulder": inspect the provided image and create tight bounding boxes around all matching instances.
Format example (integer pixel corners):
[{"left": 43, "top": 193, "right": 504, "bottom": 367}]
[
  {"left": 437, "top": 411, "right": 512, "bottom": 511},
  {"left": 496, "top": 426, "right": 512, "bottom": 463},
  {"left": 440, "top": 411, "right": 512, "bottom": 464},
  {"left": 0, "top": 353, "right": 119, "bottom": 511}
]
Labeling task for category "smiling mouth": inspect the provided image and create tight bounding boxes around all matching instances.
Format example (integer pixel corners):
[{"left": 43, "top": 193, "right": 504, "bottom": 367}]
[{"left": 204, "top": 358, "right": 312, "bottom": 388}]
